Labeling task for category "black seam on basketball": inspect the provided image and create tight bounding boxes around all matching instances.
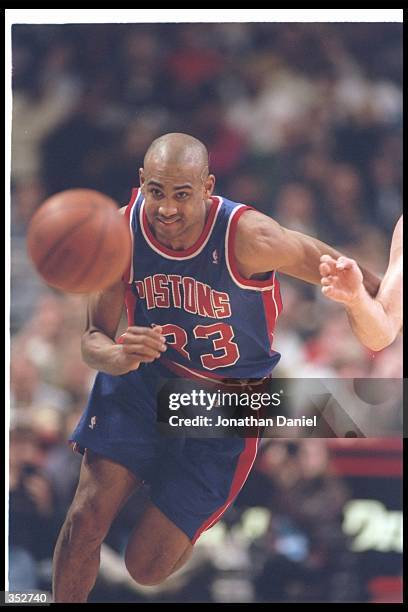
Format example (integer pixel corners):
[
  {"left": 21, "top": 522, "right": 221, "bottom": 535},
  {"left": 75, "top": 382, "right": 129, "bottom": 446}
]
[
  {"left": 36, "top": 209, "right": 97, "bottom": 273},
  {"left": 71, "top": 208, "right": 110, "bottom": 288}
]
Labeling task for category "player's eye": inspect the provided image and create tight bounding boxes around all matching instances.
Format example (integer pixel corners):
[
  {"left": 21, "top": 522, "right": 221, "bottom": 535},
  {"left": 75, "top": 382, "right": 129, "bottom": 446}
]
[
  {"left": 149, "top": 188, "right": 164, "bottom": 198},
  {"left": 176, "top": 191, "right": 190, "bottom": 200}
]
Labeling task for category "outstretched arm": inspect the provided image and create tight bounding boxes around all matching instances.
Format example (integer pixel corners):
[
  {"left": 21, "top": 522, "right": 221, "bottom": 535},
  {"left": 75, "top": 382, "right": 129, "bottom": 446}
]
[
  {"left": 319, "top": 215, "right": 402, "bottom": 351},
  {"left": 234, "top": 209, "right": 381, "bottom": 296}
]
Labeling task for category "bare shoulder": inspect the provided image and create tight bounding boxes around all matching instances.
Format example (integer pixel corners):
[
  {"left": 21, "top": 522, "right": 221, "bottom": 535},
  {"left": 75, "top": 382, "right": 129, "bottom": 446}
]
[
  {"left": 236, "top": 208, "right": 281, "bottom": 233},
  {"left": 235, "top": 209, "right": 283, "bottom": 253}
]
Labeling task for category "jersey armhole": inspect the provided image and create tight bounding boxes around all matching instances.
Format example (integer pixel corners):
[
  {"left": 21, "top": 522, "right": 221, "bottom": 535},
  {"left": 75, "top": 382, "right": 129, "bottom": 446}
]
[{"left": 225, "top": 205, "right": 276, "bottom": 291}]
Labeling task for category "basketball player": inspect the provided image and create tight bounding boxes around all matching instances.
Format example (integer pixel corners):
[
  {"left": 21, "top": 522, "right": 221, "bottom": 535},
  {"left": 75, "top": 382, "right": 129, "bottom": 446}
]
[
  {"left": 319, "top": 215, "right": 402, "bottom": 351},
  {"left": 53, "top": 133, "right": 380, "bottom": 602}
]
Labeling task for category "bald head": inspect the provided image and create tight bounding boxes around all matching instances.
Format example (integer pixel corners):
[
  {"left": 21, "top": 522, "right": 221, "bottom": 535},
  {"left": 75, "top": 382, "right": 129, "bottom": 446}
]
[{"left": 144, "top": 133, "right": 209, "bottom": 178}]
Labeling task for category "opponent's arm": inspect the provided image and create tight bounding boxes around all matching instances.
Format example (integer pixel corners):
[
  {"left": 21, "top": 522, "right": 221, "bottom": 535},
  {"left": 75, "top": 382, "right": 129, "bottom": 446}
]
[
  {"left": 234, "top": 210, "right": 381, "bottom": 296},
  {"left": 319, "top": 216, "right": 402, "bottom": 351},
  {"left": 81, "top": 207, "right": 167, "bottom": 375}
]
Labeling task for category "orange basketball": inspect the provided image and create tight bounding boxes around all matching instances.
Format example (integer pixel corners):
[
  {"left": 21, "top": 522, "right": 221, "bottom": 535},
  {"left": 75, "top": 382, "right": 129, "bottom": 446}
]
[{"left": 27, "top": 189, "right": 131, "bottom": 293}]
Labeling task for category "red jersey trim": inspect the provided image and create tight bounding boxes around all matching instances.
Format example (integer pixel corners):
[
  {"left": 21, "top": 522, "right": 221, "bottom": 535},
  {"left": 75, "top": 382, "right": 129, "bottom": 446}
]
[
  {"left": 140, "top": 196, "right": 222, "bottom": 260},
  {"left": 261, "top": 283, "right": 278, "bottom": 354},
  {"left": 122, "top": 188, "right": 139, "bottom": 284},
  {"left": 225, "top": 205, "right": 276, "bottom": 291},
  {"left": 261, "top": 273, "right": 283, "bottom": 353}
]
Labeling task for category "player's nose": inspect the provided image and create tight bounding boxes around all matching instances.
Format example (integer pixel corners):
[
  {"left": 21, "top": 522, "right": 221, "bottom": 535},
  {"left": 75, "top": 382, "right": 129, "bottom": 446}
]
[{"left": 157, "top": 202, "right": 179, "bottom": 217}]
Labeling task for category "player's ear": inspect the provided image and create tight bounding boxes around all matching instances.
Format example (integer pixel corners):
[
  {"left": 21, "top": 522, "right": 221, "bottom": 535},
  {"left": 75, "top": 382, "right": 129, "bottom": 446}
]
[
  {"left": 204, "top": 174, "right": 216, "bottom": 197},
  {"left": 139, "top": 168, "right": 145, "bottom": 192}
]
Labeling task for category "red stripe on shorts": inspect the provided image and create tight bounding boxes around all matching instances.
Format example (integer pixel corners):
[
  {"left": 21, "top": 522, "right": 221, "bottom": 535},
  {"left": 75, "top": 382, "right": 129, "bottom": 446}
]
[{"left": 191, "top": 433, "right": 260, "bottom": 544}]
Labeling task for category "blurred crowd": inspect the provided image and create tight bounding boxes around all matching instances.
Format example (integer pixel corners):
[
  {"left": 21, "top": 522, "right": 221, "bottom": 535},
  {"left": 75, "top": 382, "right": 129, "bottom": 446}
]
[{"left": 9, "top": 22, "right": 402, "bottom": 601}]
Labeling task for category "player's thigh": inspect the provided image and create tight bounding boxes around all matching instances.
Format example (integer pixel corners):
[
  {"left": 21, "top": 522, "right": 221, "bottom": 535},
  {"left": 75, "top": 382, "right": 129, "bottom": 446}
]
[
  {"left": 124, "top": 501, "right": 192, "bottom": 581},
  {"left": 69, "top": 449, "right": 142, "bottom": 529}
]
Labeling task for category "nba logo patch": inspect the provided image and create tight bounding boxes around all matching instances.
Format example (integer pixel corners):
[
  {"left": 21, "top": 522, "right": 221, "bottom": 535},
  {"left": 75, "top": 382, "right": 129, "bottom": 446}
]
[
  {"left": 212, "top": 249, "right": 218, "bottom": 264},
  {"left": 89, "top": 416, "right": 97, "bottom": 429}
]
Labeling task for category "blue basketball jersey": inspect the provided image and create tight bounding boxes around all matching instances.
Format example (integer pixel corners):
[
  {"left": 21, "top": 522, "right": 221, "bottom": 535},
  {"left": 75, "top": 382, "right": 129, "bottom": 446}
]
[{"left": 121, "top": 189, "right": 283, "bottom": 380}]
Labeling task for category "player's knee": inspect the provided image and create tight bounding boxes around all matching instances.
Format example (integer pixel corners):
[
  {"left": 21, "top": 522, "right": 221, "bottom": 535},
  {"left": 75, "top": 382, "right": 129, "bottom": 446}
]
[
  {"left": 124, "top": 551, "right": 170, "bottom": 586},
  {"left": 65, "top": 499, "right": 110, "bottom": 545}
]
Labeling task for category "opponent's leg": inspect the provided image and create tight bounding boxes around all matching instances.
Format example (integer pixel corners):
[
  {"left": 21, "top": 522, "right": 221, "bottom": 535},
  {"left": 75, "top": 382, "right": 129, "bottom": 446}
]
[
  {"left": 124, "top": 501, "right": 193, "bottom": 586},
  {"left": 52, "top": 449, "right": 141, "bottom": 603}
]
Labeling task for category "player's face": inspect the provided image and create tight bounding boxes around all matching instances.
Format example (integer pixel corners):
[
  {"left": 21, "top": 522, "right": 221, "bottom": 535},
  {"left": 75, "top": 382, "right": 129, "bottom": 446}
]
[{"left": 140, "top": 163, "right": 215, "bottom": 248}]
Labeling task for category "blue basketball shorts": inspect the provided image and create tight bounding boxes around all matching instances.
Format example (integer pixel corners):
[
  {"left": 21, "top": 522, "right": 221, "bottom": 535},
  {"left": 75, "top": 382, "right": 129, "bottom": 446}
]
[{"left": 70, "top": 365, "right": 260, "bottom": 543}]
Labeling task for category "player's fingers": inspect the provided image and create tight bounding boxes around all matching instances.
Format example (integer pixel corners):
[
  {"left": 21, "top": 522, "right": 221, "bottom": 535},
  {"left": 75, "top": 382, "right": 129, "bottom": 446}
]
[
  {"left": 121, "top": 337, "right": 166, "bottom": 354},
  {"left": 319, "top": 262, "right": 332, "bottom": 277},
  {"left": 124, "top": 344, "right": 162, "bottom": 359},
  {"left": 126, "top": 326, "right": 166, "bottom": 341},
  {"left": 320, "top": 259, "right": 337, "bottom": 275},
  {"left": 321, "top": 285, "right": 335, "bottom": 297},
  {"left": 321, "top": 274, "right": 340, "bottom": 283},
  {"left": 336, "top": 256, "right": 355, "bottom": 271},
  {"left": 122, "top": 329, "right": 166, "bottom": 351},
  {"left": 121, "top": 343, "right": 162, "bottom": 359}
]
